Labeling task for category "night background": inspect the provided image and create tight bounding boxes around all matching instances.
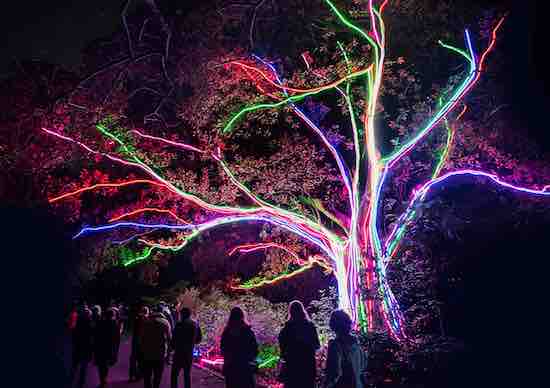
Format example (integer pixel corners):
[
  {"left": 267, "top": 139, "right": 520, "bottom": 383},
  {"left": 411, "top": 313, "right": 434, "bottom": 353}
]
[{"left": 1, "top": 1, "right": 549, "bottom": 387}]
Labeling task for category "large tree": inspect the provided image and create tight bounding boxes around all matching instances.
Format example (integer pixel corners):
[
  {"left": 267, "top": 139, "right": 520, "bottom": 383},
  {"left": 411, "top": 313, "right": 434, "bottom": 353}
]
[{"left": 3, "top": 0, "right": 549, "bottom": 340}]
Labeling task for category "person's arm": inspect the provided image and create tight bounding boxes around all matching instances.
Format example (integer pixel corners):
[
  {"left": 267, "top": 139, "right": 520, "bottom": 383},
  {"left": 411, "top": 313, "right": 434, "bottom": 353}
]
[{"left": 324, "top": 340, "right": 342, "bottom": 388}]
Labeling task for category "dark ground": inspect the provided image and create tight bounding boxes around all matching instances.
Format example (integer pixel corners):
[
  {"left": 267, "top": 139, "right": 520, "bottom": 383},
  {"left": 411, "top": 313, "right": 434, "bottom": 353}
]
[{"left": 83, "top": 338, "right": 224, "bottom": 388}]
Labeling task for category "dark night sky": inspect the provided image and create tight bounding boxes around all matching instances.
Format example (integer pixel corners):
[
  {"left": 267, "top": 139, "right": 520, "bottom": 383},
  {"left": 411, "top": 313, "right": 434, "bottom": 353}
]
[
  {"left": 1, "top": 0, "right": 548, "bottom": 149},
  {"left": 0, "top": 0, "right": 127, "bottom": 75}
]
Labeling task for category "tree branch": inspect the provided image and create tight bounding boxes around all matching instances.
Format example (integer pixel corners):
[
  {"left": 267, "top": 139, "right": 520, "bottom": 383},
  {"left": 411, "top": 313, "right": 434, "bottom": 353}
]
[
  {"left": 383, "top": 169, "right": 550, "bottom": 267},
  {"left": 122, "top": 0, "right": 135, "bottom": 58},
  {"left": 249, "top": 0, "right": 268, "bottom": 50}
]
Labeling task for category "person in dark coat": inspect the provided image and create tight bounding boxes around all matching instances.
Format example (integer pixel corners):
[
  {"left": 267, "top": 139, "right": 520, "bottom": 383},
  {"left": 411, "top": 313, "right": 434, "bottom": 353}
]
[
  {"left": 70, "top": 307, "right": 94, "bottom": 388},
  {"left": 130, "top": 306, "right": 150, "bottom": 382},
  {"left": 220, "top": 307, "right": 258, "bottom": 388},
  {"left": 140, "top": 312, "right": 172, "bottom": 388},
  {"left": 94, "top": 308, "right": 121, "bottom": 387},
  {"left": 278, "top": 300, "right": 321, "bottom": 388},
  {"left": 324, "top": 310, "right": 368, "bottom": 388},
  {"left": 171, "top": 307, "right": 202, "bottom": 388}
]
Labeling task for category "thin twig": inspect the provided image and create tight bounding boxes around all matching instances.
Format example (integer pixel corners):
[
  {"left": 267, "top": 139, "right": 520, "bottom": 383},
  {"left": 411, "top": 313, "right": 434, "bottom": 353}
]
[{"left": 122, "top": 0, "right": 135, "bottom": 58}]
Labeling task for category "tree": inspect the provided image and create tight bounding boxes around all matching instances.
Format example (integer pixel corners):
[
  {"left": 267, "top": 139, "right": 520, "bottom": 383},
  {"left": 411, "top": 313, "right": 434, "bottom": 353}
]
[{"left": 8, "top": 0, "right": 549, "bottom": 341}]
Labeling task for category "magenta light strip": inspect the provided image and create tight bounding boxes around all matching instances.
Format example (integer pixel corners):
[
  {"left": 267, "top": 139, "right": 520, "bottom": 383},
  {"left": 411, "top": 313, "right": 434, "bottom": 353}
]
[
  {"left": 131, "top": 129, "right": 205, "bottom": 153},
  {"left": 383, "top": 169, "right": 550, "bottom": 264}
]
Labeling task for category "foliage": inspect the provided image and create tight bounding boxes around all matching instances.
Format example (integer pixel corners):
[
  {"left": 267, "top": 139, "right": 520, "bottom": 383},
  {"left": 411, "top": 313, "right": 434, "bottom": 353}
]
[{"left": 1, "top": 0, "right": 549, "bottom": 347}]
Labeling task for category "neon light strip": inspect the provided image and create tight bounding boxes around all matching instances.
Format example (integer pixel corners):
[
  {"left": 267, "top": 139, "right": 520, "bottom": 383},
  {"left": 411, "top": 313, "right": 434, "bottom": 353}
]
[
  {"left": 112, "top": 229, "right": 158, "bottom": 245},
  {"left": 44, "top": 126, "right": 328, "bottom": 245},
  {"left": 432, "top": 111, "right": 455, "bottom": 178},
  {"left": 380, "top": 18, "right": 508, "bottom": 273},
  {"left": 223, "top": 66, "right": 372, "bottom": 134},
  {"left": 456, "top": 104, "right": 468, "bottom": 121},
  {"left": 96, "top": 124, "right": 144, "bottom": 166},
  {"left": 252, "top": 54, "right": 354, "bottom": 229},
  {"left": 382, "top": 31, "right": 477, "bottom": 167},
  {"left": 301, "top": 53, "right": 311, "bottom": 69},
  {"left": 230, "top": 61, "right": 373, "bottom": 94},
  {"left": 369, "top": 0, "right": 381, "bottom": 46},
  {"left": 49, "top": 180, "right": 167, "bottom": 203},
  {"left": 384, "top": 169, "right": 550, "bottom": 263},
  {"left": 258, "top": 355, "right": 280, "bottom": 369},
  {"left": 244, "top": 56, "right": 353, "bottom": 315},
  {"left": 75, "top": 215, "right": 338, "bottom": 265},
  {"left": 323, "top": 0, "right": 379, "bottom": 64},
  {"left": 42, "top": 127, "right": 153, "bottom": 173},
  {"left": 102, "top": 123, "right": 336, "bottom": 246},
  {"left": 74, "top": 221, "right": 194, "bottom": 239},
  {"left": 200, "top": 358, "right": 224, "bottom": 366},
  {"left": 380, "top": 0, "right": 389, "bottom": 14},
  {"left": 228, "top": 242, "right": 302, "bottom": 262},
  {"left": 123, "top": 246, "right": 153, "bottom": 266},
  {"left": 130, "top": 129, "right": 205, "bottom": 153},
  {"left": 214, "top": 158, "right": 337, "bottom": 245},
  {"left": 48, "top": 125, "right": 340, "bottom": 275},
  {"left": 478, "top": 17, "right": 506, "bottom": 72},
  {"left": 232, "top": 258, "right": 332, "bottom": 290},
  {"left": 109, "top": 208, "right": 189, "bottom": 224}
]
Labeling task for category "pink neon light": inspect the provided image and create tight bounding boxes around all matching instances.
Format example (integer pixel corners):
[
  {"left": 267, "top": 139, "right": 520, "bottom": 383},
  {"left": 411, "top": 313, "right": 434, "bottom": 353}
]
[
  {"left": 384, "top": 169, "right": 550, "bottom": 259},
  {"left": 369, "top": 0, "right": 381, "bottom": 45},
  {"left": 200, "top": 357, "right": 224, "bottom": 366},
  {"left": 301, "top": 53, "right": 311, "bottom": 69},
  {"left": 109, "top": 208, "right": 189, "bottom": 224},
  {"left": 41, "top": 127, "right": 151, "bottom": 172},
  {"left": 131, "top": 130, "right": 205, "bottom": 153},
  {"left": 380, "top": 0, "right": 389, "bottom": 14},
  {"left": 228, "top": 242, "right": 302, "bottom": 262}
]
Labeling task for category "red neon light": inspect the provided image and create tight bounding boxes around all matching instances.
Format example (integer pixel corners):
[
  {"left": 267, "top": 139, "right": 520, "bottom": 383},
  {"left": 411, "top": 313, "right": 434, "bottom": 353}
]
[
  {"left": 49, "top": 180, "right": 167, "bottom": 203},
  {"left": 230, "top": 61, "right": 373, "bottom": 94}
]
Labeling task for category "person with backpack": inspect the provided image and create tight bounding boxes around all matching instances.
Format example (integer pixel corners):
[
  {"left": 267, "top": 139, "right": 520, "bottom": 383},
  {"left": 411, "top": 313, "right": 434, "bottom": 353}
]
[
  {"left": 140, "top": 311, "right": 172, "bottom": 388},
  {"left": 278, "top": 300, "right": 320, "bottom": 388},
  {"left": 324, "top": 310, "right": 368, "bottom": 388},
  {"left": 220, "top": 307, "right": 258, "bottom": 388},
  {"left": 171, "top": 307, "right": 202, "bottom": 388}
]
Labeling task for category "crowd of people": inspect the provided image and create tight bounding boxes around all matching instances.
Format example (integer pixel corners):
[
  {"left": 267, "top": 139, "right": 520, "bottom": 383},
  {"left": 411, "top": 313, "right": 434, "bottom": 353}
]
[{"left": 68, "top": 300, "right": 367, "bottom": 388}]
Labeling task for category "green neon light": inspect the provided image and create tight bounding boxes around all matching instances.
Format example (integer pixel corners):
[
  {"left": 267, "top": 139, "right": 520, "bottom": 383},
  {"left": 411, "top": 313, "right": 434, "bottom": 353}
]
[{"left": 222, "top": 66, "right": 371, "bottom": 134}]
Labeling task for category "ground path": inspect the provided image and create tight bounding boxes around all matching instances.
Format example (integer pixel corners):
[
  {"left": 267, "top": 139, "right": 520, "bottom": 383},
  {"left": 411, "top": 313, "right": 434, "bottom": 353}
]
[{"left": 84, "top": 338, "right": 225, "bottom": 388}]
